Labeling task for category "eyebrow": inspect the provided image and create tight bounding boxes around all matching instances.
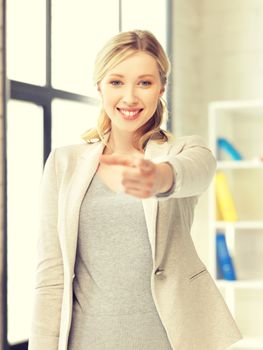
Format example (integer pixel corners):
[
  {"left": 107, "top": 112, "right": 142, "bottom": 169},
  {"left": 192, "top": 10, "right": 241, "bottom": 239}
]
[{"left": 108, "top": 74, "right": 155, "bottom": 78}]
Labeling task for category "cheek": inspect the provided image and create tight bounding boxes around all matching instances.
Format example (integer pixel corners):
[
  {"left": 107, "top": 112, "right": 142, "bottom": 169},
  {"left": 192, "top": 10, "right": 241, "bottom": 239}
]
[
  {"left": 101, "top": 89, "right": 119, "bottom": 108},
  {"left": 101, "top": 95, "right": 115, "bottom": 110},
  {"left": 146, "top": 93, "right": 160, "bottom": 110}
]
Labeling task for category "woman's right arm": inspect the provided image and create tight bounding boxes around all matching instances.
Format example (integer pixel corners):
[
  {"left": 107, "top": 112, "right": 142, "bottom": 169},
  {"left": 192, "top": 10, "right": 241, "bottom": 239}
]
[{"left": 29, "top": 149, "right": 64, "bottom": 350}]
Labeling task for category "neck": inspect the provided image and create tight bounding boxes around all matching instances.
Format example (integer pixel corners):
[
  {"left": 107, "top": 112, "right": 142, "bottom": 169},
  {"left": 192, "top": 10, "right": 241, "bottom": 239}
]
[{"left": 105, "top": 128, "right": 143, "bottom": 156}]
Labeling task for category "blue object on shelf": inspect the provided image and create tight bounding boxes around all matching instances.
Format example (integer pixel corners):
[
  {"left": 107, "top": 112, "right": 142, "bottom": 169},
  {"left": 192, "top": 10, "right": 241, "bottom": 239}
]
[
  {"left": 217, "top": 138, "right": 243, "bottom": 160},
  {"left": 216, "top": 232, "right": 237, "bottom": 280}
]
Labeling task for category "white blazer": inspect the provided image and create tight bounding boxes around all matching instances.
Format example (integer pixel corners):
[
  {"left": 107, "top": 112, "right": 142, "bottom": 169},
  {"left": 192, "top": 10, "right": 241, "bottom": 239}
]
[{"left": 29, "top": 133, "right": 242, "bottom": 350}]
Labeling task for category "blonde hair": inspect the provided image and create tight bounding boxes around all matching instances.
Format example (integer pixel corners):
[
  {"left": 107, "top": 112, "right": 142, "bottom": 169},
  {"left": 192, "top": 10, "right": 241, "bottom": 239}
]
[{"left": 82, "top": 29, "right": 173, "bottom": 151}]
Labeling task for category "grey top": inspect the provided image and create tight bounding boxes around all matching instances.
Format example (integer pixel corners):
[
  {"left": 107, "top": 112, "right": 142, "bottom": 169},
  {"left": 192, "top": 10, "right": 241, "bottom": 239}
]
[{"left": 67, "top": 173, "right": 173, "bottom": 350}]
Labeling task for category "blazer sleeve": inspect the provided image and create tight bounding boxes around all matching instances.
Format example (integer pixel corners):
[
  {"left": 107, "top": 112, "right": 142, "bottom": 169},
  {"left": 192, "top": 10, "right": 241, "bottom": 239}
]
[
  {"left": 29, "top": 149, "right": 63, "bottom": 350},
  {"left": 154, "top": 135, "right": 217, "bottom": 200}
]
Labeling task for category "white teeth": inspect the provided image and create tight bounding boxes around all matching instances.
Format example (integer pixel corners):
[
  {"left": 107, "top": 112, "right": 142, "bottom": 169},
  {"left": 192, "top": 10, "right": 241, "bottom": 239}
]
[{"left": 119, "top": 109, "right": 141, "bottom": 117}]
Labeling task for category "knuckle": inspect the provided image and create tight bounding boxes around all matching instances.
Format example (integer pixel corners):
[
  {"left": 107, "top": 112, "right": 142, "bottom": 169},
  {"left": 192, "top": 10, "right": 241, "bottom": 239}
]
[
  {"left": 122, "top": 170, "right": 129, "bottom": 178},
  {"left": 143, "top": 190, "right": 151, "bottom": 197},
  {"left": 147, "top": 181, "right": 154, "bottom": 189},
  {"left": 139, "top": 159, "right": 147, "bottom": 167}
]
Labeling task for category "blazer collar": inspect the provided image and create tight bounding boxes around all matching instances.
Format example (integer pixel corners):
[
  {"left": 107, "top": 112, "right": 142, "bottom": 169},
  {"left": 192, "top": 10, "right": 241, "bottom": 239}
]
[
  {"left": 80, "top": 132, "right": 172, "bottom": 160},
  {"left": 62, "top": 132, "right": 171, "bottom": 273}
]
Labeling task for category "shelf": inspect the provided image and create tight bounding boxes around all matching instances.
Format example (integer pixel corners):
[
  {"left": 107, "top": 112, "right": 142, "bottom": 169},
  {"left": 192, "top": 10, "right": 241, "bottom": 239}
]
[
  {"left": 216, "top": 280, "right": 263, "bottom": 289},
  {"left": 230, "top": 337, "right": 263, "bottom": 349},
  {"left": 209, "top": 100, "right": 263, "bottom": 111},
  {"left": 209, "top": 99, "right": 263, "bottom": 346},
  {"left": 217, "top": 160, "right": 263, "bottom": 169},
  {"left": 215, "top": 221, "right": 263, "bottom": 230}
]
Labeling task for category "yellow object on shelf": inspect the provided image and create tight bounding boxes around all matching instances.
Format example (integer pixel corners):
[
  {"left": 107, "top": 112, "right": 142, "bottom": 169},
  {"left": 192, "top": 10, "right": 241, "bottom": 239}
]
[
  {"left": 215, "top": 172, "right": 238, "bottom": 221},
  {"left": 216, "top": 196, "right": 223, "bottom": 221}
]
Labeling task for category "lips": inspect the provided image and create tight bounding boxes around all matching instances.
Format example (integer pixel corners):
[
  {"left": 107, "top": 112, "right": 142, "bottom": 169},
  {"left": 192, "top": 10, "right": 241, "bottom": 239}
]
[{"left": 117, "top": 108, "right": 143, "bottom": 120}]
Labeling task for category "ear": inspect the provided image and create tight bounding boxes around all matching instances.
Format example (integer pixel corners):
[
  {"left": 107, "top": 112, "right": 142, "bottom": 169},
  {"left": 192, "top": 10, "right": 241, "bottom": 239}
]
[
  {"left": 159, "top": 86, "right": 165, "bottom": 97},
  {"left": 97, "top": 83, "right": 102, "bottom": 95}
]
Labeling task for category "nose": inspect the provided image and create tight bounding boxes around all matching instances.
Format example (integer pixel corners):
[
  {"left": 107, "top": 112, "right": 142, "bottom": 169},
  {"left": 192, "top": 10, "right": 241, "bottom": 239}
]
[{"left": 122, "top": 86, "right": 139, "bottom": 106}]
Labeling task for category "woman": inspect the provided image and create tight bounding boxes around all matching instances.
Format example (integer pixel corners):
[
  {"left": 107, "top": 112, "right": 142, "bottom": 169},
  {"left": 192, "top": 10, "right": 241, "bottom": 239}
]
[{"left": 29, "top": 30, "right": 242, "bottom": 350}]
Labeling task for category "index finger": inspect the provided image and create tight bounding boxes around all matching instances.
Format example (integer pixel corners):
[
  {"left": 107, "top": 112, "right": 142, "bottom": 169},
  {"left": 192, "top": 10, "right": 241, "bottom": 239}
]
[{"left": 99, "top": 154, "right": 134, "bottom": 167}]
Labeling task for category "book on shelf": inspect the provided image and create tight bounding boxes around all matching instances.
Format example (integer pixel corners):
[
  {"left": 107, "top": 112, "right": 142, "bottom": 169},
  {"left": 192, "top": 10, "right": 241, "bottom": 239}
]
[
  {"left": 216, "top": 232, "right": 237, "bottom": 280},
  {"left": 215, "top": 172, "right": 238, "bottom": 221},
  {"left": 216, "top": 196, "right": 223, "bottom": 221},
  {"left": 217, "top": 137, "right": 243, "bottom": 160}
]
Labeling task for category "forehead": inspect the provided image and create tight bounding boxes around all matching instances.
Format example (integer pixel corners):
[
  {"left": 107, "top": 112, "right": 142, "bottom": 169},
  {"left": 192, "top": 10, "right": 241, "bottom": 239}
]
[{"left": 106, "top": 51, "right": 160, "bottom": 77}]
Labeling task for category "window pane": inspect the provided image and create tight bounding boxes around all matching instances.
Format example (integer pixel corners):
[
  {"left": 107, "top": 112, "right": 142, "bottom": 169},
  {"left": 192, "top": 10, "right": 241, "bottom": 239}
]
[
  {"left": 52, "top": 99, "right": 100, "bottom": 149},
  {"left": 7, "top": 101, "right": 43, "bottom": 344},
  {"left": 121, "top": 0, "right": 167, "bottom": 49},
  {"left": 7, "top": 0, "right": 46, "bottom": 85},
  {"left": 52, "top": 0, "right": 119, "bottom": 97}
]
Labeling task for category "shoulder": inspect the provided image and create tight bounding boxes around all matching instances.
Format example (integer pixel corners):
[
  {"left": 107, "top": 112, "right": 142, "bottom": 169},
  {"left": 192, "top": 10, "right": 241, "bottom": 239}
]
[
  {"left": 54, "top": 142, "right": 97, "bottom": 156},
  {"left": 47, "top": 141, "right": 100, "bottom": 166},
  {"left": 168, "top": 134, "right": 208, "bottom": 146},
  {"left": 166, "top": 134, "right": 210, "bottom": 154}
]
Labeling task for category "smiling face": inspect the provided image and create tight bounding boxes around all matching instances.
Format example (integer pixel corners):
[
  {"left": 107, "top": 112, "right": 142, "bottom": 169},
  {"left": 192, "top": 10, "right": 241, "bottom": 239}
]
[{"left": 98, "top": 51, "right": 165, "bottom": 136}]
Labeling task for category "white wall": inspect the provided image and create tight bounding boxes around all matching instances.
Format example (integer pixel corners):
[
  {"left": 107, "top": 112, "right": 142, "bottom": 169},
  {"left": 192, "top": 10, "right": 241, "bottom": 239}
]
[
  {"left": 201, "top": 0, "right": 263, "bottom": 104},
  {"left": 171, "top": 0, "right": 263, "bottom": 263},
  {"left": 172, "top": 0, "right": 203, "bottom": 138}
]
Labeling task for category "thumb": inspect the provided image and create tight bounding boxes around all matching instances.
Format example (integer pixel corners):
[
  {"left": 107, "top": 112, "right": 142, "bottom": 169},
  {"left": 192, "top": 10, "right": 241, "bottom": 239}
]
[{"left": 139, "top": 159, "right": 154, "bottom": 174}]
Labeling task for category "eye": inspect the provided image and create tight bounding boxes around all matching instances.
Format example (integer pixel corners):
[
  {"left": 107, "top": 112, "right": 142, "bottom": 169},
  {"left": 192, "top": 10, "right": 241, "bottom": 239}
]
[
  {"left": 110, "top": 80, "right": 123, "bottom": 86},
  {"left": 139, "top": 80, "right": 152, "bottom": 87}
]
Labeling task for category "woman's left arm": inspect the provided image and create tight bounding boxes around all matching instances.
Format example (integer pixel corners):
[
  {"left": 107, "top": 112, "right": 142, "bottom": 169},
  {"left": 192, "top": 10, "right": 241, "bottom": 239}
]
[
  {"left": 153, "top": 135, "right": 217, "bottom": 199},
  {"left": 99, "top": 135, "right": 216, "bottom": 200}
]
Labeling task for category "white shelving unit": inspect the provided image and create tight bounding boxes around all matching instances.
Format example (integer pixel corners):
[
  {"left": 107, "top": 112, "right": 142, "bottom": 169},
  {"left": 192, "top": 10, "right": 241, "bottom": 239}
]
[{"left": 208, "top": 100, "right": 263, "bottom": 350}]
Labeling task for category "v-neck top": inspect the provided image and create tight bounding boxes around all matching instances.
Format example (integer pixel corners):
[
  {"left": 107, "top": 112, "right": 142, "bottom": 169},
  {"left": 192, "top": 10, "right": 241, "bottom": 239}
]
[{"left": 67, "top": 173, "right": 173, "bottom": 349}]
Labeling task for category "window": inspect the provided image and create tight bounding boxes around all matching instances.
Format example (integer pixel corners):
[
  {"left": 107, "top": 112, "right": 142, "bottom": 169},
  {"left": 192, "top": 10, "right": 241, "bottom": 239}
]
[
  {"left": 52, "top": 0, "right": 119, "bottom": 97},
  {"left": 52, "top": 99, "right": 99, "bottom": 148},
  {"left": 7, "top": 0, "right": 46, "bottom": 85},
  {"left": 122, "top": 0, "right": 167, "bottom": 48},
  {"left": 7, "top": 101, "right": 43, "bottom": 344}
]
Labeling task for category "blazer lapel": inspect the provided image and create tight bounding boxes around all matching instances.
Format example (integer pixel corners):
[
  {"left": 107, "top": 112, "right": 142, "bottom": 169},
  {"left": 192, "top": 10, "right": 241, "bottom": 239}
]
[{"left": 61, "top": 139, "right": 108, "bottom": 274}]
